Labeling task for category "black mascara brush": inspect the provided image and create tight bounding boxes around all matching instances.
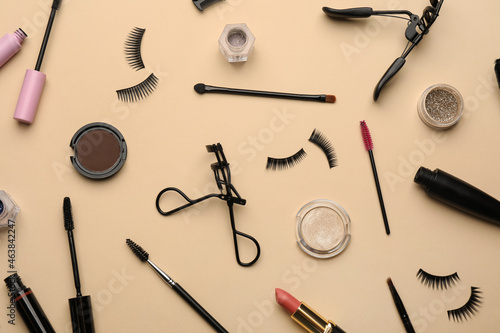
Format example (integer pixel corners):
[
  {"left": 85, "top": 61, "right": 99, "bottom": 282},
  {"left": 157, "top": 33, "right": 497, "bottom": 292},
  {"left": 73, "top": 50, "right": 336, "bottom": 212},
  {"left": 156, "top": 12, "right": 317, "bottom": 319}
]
[
  {"left": 14, "top": 0, "right": 63, "bottom": 124},
  {"left": 63, "top": 197, "right": 95, "bottom": 333},
  {"left": 360, "top": 120, "right": 390, "bottom": 235},
  {"left": 194, "top": 83, "right": 336, "bottom": 103},
  {"left": 126, "top": 239, "right": 229, "bottom": 333},
  {"left": 35, "top": 0, "right": 62, "bottom": 72}
]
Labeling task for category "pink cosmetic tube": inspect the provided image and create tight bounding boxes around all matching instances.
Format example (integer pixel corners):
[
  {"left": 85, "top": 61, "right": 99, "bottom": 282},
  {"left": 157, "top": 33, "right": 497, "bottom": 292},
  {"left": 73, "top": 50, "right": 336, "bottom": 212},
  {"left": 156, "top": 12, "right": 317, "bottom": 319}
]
[
  {"left": 0, "top": 29, "right": 27, "bottom": 68},
  {"left": 13, "top": 69, "right": 46, "bottom": 124}
]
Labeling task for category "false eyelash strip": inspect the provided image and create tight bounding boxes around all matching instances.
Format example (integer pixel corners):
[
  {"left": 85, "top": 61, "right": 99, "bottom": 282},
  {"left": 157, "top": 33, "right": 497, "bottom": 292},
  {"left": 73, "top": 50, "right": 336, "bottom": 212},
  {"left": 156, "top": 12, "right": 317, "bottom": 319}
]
[
  {"left": 116, "top": 73, "right": 158, "bottom": 102},
  {"left": 266, "top": 149, "right": 307, "bottom": 170},
  {"left": 416, "top": 269, "right": 460, "bottom": 290},
  {"left": 125, "top": 27, "right": 146, "bottom": 71},
  {"left": 447, "top": 287, "right": 482, "bottom": 322},
  {"left": 308, "top": 128, "right": 337, "bottom": 168}
]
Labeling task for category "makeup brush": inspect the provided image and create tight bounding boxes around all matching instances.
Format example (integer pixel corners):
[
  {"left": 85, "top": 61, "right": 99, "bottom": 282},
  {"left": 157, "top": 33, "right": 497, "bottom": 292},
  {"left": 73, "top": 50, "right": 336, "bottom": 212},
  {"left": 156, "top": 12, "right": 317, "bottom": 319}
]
[
  {"left": 387, "top": 278, "right": 415, "bottom": 333},
  {"left": 360, "top": 120, "right": 390, "bottom": 235},
  {"left": 63, "top": 197, "right": 95, "bottom": 333},
  {"left": 126, "top": 239, "right": 229, "bottom": 333},
  {"left": 14, "top": 0, "right": 63, "bottom": 124},
  {"left": 194, "top": 83, "right": 336, "bottom": 103}
]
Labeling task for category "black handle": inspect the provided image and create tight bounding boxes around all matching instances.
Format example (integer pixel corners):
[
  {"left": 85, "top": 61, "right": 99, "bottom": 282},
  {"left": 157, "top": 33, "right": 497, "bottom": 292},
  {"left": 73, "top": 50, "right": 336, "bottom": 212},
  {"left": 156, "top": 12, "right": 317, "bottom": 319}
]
[
  {"left": 202, "top": 84, "right": 325, "bottom": 102},
  {"left": 156, "top": 187, "right": 220, "bottom": 216},
  {"left": 373, "top": 57, "right": 406, "bottom": 101},
  {"left": 369, "top": 151, "right": 390, "bottom": 235},
  {"left": 173, "top": 283, "right": 229, "bottom": 333},
  {"left": 322, "top": 7, "right": 373, "bottom": 18},
  {"left": 227, "top": 202, "right": 260, "bottom": 267}
]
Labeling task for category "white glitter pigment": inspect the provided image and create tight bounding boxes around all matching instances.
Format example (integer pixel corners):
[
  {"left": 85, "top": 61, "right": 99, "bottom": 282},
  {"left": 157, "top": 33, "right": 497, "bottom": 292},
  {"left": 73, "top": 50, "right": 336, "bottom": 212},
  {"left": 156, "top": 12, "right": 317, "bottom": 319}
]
[
  {"left": 227, "top": 29, "right": 247, "bottom": 47},
  {"left": 301, "top": 207, "right": 343, "bottom": 251},
  {"left": 295, "top": 199, "right": 351, "bottom": 258}
]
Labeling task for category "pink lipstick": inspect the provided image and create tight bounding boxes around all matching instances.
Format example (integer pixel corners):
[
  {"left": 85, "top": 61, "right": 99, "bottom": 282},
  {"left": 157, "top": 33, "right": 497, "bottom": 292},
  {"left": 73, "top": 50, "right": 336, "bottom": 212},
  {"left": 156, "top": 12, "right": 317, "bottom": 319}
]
[{"left": 275, "top": 288, "right": 346, "bottom": 333}]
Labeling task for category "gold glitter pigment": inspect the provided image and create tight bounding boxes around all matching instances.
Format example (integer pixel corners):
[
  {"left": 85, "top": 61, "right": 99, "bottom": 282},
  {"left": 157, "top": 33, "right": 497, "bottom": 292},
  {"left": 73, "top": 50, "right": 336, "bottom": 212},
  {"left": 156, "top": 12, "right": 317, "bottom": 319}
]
[{"left": 418, "top": 84, "right": 464, "bottom": 130}]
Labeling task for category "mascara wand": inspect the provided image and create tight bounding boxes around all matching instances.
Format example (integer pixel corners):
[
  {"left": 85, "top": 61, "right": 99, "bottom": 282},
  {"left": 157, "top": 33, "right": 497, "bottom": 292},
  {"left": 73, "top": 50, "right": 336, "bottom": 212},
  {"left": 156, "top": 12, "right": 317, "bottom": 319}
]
[
  {"left": 360, "top": 120, "right": 390, "bottom": 235},
  {"left": 14, "top": 0, "right": 63, "bottom": 124},
  {"left": 63, "top": 197, "right": 95, "bottom": 333},
  {"left": 126, "top": 239, "right": 229, "bottom": 333}
]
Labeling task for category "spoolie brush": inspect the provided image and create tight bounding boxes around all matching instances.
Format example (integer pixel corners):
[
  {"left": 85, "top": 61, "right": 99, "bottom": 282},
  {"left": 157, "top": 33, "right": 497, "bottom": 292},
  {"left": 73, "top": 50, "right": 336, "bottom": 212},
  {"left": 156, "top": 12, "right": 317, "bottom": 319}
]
[
  {"left": 63, "top": 197, "right": 95, "bottom": 333},
  {"left": 360, "top": 120, "right": 390, "bottom": 235},
  {"left": 14, "top": 0, "right": 63, "bottom": 124},
  {"left": 126, "top": 239, "right": 229, "bottom": 333}
]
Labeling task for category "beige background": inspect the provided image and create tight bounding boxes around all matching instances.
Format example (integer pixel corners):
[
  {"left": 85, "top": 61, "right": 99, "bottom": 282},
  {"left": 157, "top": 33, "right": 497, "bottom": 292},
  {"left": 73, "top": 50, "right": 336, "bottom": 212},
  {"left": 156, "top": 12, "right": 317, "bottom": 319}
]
[{"left": 1, "top": 0, "right": 500, "bottom": 332}]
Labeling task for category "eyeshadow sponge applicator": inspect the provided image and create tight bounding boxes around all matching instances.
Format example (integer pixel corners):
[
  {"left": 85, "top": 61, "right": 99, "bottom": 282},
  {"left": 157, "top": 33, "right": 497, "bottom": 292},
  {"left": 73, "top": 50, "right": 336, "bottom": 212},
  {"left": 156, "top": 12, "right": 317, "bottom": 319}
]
[{"left": 13, "top": 0, "right": 62, "bottom": 124}]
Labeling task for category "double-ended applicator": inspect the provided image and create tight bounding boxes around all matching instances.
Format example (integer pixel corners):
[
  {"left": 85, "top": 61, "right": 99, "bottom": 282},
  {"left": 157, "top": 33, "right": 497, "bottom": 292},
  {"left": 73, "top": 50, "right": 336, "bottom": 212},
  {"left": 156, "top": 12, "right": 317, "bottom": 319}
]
[
  {"left": 194, "top": 83, "right": 336, "bottom": 103},
  {"left": 14, "top": 0, "right": 62, "bottom": 124}
]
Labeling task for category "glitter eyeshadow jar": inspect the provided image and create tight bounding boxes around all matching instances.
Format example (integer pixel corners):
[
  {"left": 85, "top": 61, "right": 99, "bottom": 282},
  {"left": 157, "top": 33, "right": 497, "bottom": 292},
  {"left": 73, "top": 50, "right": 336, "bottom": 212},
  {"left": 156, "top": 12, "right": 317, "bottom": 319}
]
[
  {"left": 417, "top": 84, "right": 464, "bottom": 130},
  {"left": 70, "top": 122, "right": 127, "bottom": 180},
  {"left": 218, "top": 23, "right": 255, "bottom": 63},
  {"left": 296, "top": 199, "right": 351, "bottom": 259},
  {"left": 0, "top": 190, "right": 20, "bottom": 229}
]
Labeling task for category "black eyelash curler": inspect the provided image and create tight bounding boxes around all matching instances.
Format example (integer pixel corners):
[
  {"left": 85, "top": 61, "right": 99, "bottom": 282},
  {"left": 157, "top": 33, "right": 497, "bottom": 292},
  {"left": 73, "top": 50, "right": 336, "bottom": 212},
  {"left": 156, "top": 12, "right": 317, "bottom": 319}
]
[
  {"left": 323, "top": 0, "right": 444, "bottom": 101},
  {"left": 155, "top": 143, "right": 261, "bottom": 267}
]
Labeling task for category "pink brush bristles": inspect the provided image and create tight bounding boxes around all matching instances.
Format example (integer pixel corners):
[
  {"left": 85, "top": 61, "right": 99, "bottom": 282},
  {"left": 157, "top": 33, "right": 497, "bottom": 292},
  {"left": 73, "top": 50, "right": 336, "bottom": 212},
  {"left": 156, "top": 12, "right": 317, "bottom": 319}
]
[
  {"left": 360, "top": 119, "right": 390, "bottom": 235},
  {"left": 360, "top": 120, "right": 373, "bottom": 151}
]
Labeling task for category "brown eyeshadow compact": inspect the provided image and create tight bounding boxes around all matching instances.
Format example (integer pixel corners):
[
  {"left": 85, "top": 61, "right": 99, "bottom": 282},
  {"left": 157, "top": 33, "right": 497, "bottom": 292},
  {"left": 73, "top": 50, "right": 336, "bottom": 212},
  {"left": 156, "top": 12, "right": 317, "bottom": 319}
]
[{"left": 70, "top": 122, "right": 127, "bottom": 179}]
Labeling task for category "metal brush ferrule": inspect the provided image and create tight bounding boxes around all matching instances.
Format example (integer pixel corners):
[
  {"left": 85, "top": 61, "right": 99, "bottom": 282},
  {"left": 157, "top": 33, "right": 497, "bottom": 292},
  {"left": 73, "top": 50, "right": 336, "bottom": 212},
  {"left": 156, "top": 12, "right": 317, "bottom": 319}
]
[{"left": 147, "top": 260, "right": 175, "bottom": 288}]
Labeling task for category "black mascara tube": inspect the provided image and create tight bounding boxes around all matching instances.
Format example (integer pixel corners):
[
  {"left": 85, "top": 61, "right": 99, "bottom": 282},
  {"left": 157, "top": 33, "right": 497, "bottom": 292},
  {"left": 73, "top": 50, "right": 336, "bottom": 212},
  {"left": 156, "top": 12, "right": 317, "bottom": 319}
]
[
  {"left": 4, "top": 273, "right": 56, "bottom": 333},
  {"left": 414, "top": 167, "right": 500, "bottom": 225}
]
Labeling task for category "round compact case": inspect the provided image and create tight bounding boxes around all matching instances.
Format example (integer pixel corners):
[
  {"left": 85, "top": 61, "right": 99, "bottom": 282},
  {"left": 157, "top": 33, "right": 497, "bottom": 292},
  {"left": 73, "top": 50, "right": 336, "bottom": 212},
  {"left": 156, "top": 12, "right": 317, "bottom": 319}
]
[
  {"left": 70, "top": 122, "right": 127, "bottom": 180},
  {"left": 417, "top": 84, "right": 464, "bottom": 130},
  {"left": 296, "top": 199, "right": 351, "bottom": 259}
]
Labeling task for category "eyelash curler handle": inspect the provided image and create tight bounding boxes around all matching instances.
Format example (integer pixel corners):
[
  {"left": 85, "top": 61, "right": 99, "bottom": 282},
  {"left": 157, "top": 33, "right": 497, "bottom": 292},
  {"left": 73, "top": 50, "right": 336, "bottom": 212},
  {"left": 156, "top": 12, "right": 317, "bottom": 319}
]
[
  {"left": 155, "top": 187, "right": 221, "bottom": 216},
  {"left": 227, "top": 200, "right": 261, "bottom": 267},
  {"left": 322, "top": 7, "right": 374, "bottom": 18},
  {"left": 323, "top": 7, "right": 414, "bottom": 19},
  {"left": 373, "top": 57, "right": 406, "bottom": 101}
]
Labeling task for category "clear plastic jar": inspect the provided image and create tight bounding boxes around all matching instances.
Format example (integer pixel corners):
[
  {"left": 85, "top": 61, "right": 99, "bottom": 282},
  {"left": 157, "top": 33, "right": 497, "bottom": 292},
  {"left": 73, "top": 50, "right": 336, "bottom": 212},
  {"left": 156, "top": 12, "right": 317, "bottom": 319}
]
[
  {"left": 417, "top": 84, "right": 464, "bottom": 130},
  {"left": 296, "top": 199, "right": 351, "bottom": 258}
]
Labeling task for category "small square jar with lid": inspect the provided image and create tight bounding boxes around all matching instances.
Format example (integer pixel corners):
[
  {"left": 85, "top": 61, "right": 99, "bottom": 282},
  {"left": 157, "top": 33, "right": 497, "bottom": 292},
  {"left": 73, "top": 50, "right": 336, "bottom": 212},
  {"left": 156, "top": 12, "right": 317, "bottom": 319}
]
[{"left": 0, "top": 191, "right": 20, "bottom": 229}]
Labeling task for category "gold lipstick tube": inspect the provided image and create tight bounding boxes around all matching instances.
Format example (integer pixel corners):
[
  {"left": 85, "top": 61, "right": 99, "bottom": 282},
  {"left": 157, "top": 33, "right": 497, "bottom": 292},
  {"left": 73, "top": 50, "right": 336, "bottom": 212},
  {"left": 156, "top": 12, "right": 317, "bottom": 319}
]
[{"left": 291, "top": 302, "right": 346, "bottom": 333}]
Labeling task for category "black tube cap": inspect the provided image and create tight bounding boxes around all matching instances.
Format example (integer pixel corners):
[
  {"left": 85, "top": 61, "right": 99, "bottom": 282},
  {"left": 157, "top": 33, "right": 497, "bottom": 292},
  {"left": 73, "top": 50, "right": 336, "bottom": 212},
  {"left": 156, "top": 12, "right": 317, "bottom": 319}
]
[
  {"left": 69, "top": 295, "right": 95, "bottom": 333},
  {"left": 193, "top": 0, "right": 222, "bottom": 11}
]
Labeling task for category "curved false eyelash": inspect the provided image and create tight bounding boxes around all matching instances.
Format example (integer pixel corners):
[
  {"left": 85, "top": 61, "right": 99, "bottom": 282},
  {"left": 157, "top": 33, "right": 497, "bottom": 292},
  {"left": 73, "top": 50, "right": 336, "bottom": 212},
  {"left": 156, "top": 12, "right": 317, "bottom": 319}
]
[
  {"left": 116, "top": 73, "right": 158, "bottom": 103},
  {"left": 266, "top": 149, "right": 307, "bottom": 171},
  {"left": 416, "top": 269, "right": 460, "bottom": 290},
  {"left": 447, "top": 287, "right": 482, "bottom": 322},
  {"left": 125, "top": 27, "right": 146, "bottom": 71},
  {"left": 309, "top": 129, "right": 337, "bottom": 168}
]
